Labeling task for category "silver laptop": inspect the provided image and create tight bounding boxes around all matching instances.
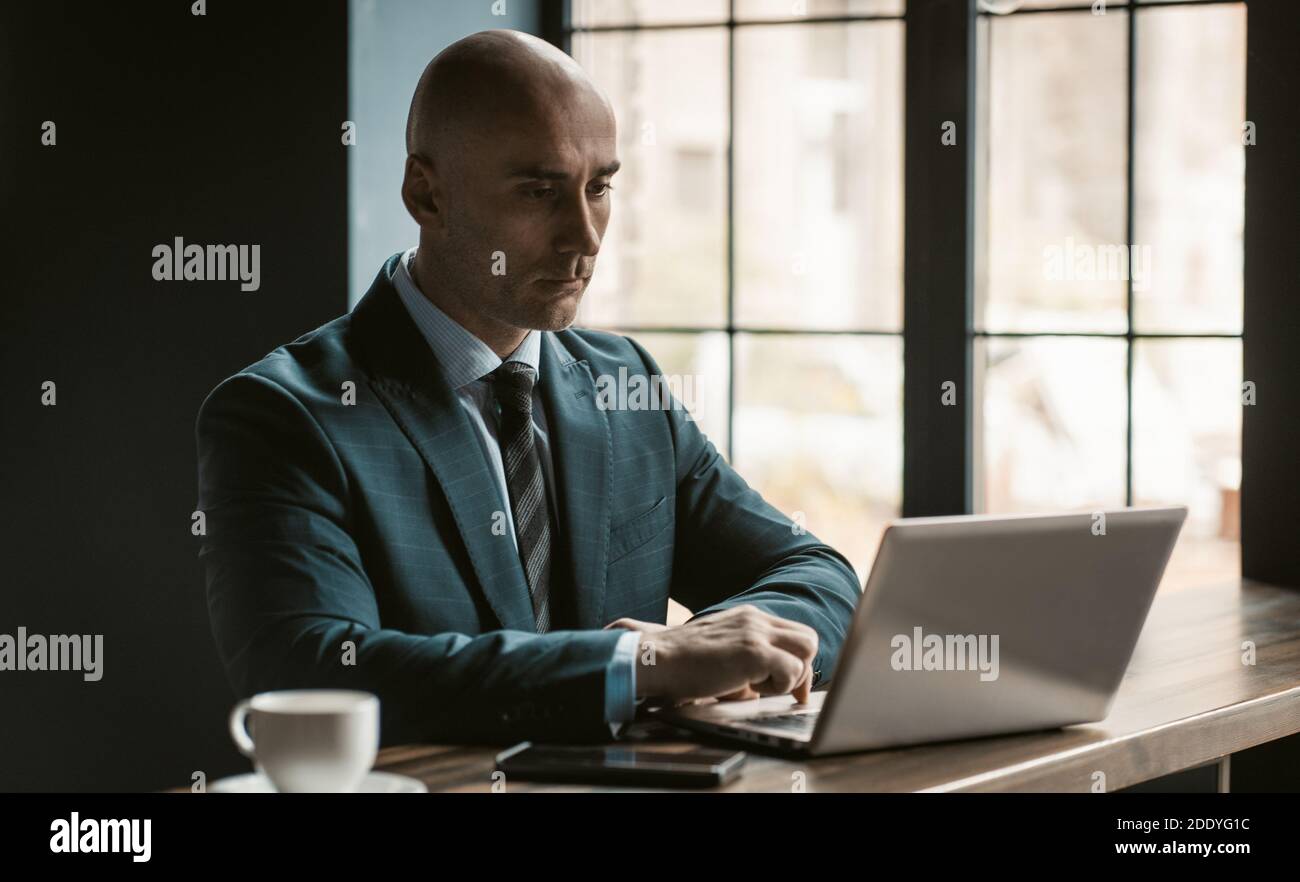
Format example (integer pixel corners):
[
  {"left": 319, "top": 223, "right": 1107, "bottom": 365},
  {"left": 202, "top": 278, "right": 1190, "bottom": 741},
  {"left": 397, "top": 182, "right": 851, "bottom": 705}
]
[{"left": 659, "top": 506, "right": 1186, "bottom": 757}]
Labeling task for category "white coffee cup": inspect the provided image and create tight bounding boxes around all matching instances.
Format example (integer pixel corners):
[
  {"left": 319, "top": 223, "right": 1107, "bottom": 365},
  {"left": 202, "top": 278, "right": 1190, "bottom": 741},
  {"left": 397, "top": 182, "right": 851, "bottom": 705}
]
[{"left": 228, "top": 690, "right": 379, "bottom": 793}]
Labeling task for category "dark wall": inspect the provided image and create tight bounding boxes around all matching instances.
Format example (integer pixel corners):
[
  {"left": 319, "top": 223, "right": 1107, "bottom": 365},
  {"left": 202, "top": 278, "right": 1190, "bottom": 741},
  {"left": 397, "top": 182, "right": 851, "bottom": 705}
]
[
  {"left": 1242, "top": 0, "right": 1300, "bottom": 589},
  {"left": 0, "top": 0, "right": 348, "bottom": 790}
]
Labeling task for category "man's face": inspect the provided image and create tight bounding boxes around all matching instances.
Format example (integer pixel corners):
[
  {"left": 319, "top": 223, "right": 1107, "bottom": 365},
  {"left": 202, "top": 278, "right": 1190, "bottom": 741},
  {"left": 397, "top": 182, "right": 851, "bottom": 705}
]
[{"left": 436, "top": 88, "right": 618, "bottom": 334}]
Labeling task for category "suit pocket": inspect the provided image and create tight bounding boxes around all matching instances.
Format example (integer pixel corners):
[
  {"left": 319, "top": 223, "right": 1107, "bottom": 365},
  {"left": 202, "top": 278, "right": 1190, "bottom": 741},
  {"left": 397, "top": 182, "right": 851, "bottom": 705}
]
[{"left": 607, "top": 495, "right": 672, "bottom": 564}]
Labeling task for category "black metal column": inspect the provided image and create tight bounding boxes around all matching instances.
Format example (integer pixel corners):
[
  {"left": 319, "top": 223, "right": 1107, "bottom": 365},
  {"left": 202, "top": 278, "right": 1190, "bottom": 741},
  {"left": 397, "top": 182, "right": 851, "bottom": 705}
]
[
  {"left": 902, "top": 0, "right": 976, "bottom": 517},
  {"left": 1242, "top": 0, "right": 1300, "bottom": 587}
]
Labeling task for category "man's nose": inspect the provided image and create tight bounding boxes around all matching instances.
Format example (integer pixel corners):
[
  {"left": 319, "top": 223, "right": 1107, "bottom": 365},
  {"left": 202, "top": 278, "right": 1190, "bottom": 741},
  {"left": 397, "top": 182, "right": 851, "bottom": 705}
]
[{"left": 553, "top": 191, "right": 601, "bottom": 259}]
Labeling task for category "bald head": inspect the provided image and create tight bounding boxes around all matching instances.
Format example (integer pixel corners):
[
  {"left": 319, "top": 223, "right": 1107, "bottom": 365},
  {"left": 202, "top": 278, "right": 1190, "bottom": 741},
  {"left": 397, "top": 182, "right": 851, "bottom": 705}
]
[
  {"left": 406, "top": 29, "right": 612, "bottom": 167},
  {"left": 398, "top": 29, "right": 620, "bottom": 358}
]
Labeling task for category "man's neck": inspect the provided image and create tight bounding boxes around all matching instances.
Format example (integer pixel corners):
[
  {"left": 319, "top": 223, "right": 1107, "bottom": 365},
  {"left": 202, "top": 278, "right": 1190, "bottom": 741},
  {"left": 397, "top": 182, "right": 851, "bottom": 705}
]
[{"left": 409, "top": 249, "right": 528, "bottom": 360}]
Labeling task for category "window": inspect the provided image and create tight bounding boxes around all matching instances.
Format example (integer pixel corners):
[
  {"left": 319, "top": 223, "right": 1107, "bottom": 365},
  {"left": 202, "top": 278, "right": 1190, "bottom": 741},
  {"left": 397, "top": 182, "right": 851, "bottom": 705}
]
[
  {"left": 973, "top": 0, "right": 1246, "bottom": 591},
  {"left": 559, "top": 0, "right": 1248, "bottom": 599},
  {"left": 567, "top": 0, "right": 907, "bottom": 593}
]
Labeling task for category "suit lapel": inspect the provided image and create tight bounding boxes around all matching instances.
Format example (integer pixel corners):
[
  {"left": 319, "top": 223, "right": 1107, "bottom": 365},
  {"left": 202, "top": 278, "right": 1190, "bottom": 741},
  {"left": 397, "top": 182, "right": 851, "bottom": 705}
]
[
  {"left": 538, "top": 332, "right": 612, "bottom": 630},
  {"left": 350, "top": 256, "right": 536, "bottom": 632}
]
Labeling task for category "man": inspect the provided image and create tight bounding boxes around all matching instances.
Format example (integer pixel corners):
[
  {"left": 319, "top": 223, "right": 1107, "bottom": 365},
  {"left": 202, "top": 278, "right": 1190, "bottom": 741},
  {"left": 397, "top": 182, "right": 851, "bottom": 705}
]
[{"left": 195, "top": 29, "right": 860, "bottom": 747}]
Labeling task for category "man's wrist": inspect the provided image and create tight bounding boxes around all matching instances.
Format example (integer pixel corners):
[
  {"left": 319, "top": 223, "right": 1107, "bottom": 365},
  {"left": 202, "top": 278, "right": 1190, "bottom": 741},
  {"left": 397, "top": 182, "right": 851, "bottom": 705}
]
[{"left": 634, "top": 633, "right": 661, "bottom": 699}]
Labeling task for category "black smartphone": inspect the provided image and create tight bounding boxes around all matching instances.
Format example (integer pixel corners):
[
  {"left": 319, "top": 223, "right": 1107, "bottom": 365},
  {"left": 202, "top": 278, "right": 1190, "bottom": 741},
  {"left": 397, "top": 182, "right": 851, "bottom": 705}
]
[{"left": 494, "top": 741, "right": 747, "bottom": 788}]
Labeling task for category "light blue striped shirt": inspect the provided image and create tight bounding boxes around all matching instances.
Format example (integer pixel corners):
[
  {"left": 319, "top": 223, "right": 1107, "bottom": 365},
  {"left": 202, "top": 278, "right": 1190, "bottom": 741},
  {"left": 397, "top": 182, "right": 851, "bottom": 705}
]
[{"left": 392, "top": 247, "right": 639, "bottom": 735}]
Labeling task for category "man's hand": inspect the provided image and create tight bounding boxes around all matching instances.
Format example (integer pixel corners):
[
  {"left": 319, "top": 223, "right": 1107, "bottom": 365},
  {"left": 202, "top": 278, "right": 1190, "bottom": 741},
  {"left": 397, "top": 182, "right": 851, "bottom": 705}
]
[{"left": 603, "top": 605, "right": 817, "bottom": 705}]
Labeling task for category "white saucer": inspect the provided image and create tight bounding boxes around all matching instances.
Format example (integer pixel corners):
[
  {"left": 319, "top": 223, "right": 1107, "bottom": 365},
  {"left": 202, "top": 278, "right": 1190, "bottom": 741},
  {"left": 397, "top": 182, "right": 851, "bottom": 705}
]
[{"left": 209, "top": 770, "right": 427, "bottom": 793}]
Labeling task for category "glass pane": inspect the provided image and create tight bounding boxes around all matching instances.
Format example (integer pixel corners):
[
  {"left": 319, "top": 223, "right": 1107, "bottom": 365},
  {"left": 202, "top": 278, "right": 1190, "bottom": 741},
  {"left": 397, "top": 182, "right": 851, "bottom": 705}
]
[
  {"left": 979, "top": 1, "right": 1220, "bottom": 11},
  {"left": 572, "top": 0, "right": 729, "bottom": 27},
  {"left": 984, "top": 1, "right": 1128, "bottom": 9},
  {"left": 974, "top": 337, "right": 1127, "bottom": 513},
  {"left": 735, "top": 22, "right": 903, "bottom": 331},
  {"left": 1133, "top": 339, "right": 1241, "bottom": 591},
  {"left": 979, "top": 12, "right": 1128, "bottom": 333},
  {"left": 590, "top": 330, "right": 731, "bottom": 460},
  {"left": 572, "top": 29, "right": 728, "bottom": 328},
  {"left": 736, "top": 0, "right": 904, "bottom": 19},
  {"left": 987, "top": 1, "right": 1106, "bottom": 8},
  {"left": 734, "top": 334, "right": 902, "bottom": 585},
  {"left": 1133, "top": 4, "right": 1245, "bottom": 333}
]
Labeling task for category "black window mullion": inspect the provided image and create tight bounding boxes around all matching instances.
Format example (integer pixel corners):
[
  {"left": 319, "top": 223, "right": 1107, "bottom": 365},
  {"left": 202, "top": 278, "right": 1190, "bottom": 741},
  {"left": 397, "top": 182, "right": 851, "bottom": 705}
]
[
  {"left": 726, "top": 0, "right": 736, "bottom": 462},
  {"left": 903, "top": 0, "right": 977, "bottom": 517},
  {"left": 1125, "top": 5, "right": 1137, "bottom": 508},
  {"left": 540, "top": 0, "right": 571, "bottom": 53},
  {"left": 1242, "top": 0, "right": 1300, "bottom": 587}
]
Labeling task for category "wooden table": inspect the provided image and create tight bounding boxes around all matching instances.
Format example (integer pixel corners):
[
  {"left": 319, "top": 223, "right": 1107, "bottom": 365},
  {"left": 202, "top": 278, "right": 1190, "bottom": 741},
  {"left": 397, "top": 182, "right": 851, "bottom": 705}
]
[{"left": 371, "top": 579, "right": 1300, "bottom": 792}]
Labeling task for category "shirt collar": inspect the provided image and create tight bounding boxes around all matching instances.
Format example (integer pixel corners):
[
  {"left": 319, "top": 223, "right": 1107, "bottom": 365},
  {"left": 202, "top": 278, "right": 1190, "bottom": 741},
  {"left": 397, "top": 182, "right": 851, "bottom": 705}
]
[{"left": 392, "top": 246, "right": 541, "bottom": 391}]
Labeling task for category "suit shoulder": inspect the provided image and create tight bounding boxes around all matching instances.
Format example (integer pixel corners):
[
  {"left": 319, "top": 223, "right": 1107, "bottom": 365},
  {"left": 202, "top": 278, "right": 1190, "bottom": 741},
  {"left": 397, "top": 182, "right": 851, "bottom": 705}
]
[
  {"left": 204, "top": 310, "right": 360, "bottom": 407},
  {"left": 556, "top": 326, "right": 655, "bottom": 373}
]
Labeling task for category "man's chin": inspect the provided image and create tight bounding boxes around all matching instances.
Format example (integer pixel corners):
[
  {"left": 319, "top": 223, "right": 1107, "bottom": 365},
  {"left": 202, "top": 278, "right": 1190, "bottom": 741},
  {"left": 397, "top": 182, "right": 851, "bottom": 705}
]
[{"left": 528, "top": 298, "right": 582, "bottom": 332}]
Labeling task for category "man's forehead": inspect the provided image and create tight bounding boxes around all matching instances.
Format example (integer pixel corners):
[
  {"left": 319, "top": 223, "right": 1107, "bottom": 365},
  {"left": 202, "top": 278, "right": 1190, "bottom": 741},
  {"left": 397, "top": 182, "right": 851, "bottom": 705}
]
[
  {"left": 496, "top": 132, "right": 620, "bottom": 179},
  {"left": 501, "top": 155, "right": 622, "bottom": 181},
  {"left": 455, "top": 82, "right": 619, "bottom": 177}
]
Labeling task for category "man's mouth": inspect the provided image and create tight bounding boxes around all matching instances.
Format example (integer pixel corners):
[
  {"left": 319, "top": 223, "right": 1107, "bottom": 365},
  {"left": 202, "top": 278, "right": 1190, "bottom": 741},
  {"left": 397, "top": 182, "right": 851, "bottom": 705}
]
[{"left": 536, "top": 276, "right": 588, "bottom": 291}]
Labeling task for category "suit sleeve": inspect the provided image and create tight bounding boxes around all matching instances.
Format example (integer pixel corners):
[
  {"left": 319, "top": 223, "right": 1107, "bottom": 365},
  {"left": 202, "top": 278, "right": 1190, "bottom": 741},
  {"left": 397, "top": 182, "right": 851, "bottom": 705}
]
[
  {"left": 195, "top": 370, "right": 626, "bottom": 747},
  {"left": 623, "top": 337, "right": 862, "bottom": 690}
]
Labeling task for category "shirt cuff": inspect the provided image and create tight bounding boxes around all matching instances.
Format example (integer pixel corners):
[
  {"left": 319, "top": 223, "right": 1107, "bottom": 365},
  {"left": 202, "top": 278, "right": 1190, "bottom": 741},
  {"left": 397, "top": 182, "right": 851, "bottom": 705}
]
[{"left": 605, "top": 630, "right": 641, "bottom": 737}]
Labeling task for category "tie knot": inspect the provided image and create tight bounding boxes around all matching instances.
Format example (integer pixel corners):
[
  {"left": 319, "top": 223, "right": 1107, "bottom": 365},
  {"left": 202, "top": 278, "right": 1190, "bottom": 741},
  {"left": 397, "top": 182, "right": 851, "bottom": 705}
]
[{"left": 490, "top": 361, "right": 536, "bottom": 414}]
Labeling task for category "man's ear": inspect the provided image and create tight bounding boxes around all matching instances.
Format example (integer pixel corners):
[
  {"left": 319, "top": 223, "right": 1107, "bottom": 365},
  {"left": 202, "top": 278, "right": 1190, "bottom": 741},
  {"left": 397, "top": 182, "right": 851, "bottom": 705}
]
[{"left": 401, "top": 154, "right": 443, "bottom": 230}]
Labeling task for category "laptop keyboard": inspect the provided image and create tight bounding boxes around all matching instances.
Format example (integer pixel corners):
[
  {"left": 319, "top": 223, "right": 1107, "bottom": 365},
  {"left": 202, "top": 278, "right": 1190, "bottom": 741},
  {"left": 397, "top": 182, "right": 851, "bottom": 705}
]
[{"left": 747, "top": 711, "right": 820, "bottom": 733}]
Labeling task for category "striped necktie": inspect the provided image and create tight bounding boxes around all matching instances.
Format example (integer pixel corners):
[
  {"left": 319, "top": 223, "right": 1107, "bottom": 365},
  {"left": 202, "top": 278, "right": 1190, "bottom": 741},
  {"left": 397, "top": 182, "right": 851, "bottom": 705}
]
[{"left": 489, "top": 361, "right": 552, "bottom": 633}]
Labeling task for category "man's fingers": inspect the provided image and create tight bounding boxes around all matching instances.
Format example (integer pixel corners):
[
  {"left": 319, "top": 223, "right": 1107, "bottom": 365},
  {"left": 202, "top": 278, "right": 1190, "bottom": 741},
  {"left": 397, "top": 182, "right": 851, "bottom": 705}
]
[
  {"left": 604, "top": 617, "right": 668, "bottom": 633},
  {"left": 748, "top": 643, "right": 807, "bottom": 697},
  {"left": 704, "top": 605, "right": 819, "bottom": 649},
  {"left": 720, "top": 667, "right": 809, "bottom": 703},
  {"left": 717, "top": 685, "right": 760, "bottom": 701},
  {"left": 709, "top": 615, "right": 816, "bottom": 699},
  {"left": 762, "top": 614, "right": 820, "bottom": 649},
  {"left": 792, "top": 662, "right": 812, "bottom": 703},
  {"left": 761, "top": 623, "right": 818, "bottom": 667},
  {"left": 751, "top": 616, "right": 817, "bottom": 701},
  {"left": 769, "top": 629, "right": 816, "bottom": 701}
]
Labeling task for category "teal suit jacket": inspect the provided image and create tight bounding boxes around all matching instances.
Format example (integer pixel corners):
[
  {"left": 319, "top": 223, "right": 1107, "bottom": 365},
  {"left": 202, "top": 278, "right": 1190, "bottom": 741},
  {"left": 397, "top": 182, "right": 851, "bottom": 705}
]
[{"left": 195, "top": 253, "right": 861, "bottom": 746}]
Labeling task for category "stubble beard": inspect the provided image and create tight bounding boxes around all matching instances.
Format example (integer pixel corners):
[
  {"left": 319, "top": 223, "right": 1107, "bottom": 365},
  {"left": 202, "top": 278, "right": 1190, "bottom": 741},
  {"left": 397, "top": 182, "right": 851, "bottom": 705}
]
[{"left": 489, "top": 273, "right": 585, "bottom": 333}]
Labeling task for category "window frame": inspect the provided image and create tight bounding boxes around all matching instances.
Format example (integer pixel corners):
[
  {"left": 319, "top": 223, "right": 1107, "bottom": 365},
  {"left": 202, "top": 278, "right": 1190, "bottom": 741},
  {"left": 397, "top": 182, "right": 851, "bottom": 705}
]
[
  {"left": 551, "top": 0, "right": 906, "bottom": 467},
  {"left": 544, "top": 0, "right": 1296, "bottom": 586}
]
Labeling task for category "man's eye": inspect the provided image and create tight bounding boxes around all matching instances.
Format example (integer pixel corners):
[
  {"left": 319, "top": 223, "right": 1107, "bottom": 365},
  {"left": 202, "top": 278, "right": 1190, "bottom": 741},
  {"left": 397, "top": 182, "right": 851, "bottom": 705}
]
[{"left": 524, "top": 184, "right": 613, "bottom": 201}]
